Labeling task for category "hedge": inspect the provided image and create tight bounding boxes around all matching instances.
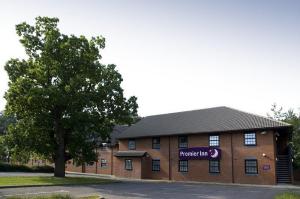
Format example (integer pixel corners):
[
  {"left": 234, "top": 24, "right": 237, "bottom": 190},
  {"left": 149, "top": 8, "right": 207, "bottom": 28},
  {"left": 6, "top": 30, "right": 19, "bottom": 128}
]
[{"left": 0, "top": 162, "right": 54, "bottom": 173}]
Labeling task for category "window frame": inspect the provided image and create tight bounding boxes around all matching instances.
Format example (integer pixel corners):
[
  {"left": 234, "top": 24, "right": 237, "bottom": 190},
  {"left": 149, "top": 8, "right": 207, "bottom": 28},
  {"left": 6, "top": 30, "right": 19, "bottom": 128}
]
[
  {"left": 244, "top": 132, "right": 257, "bottom": 146},
  {"left": 128, "top": 139, "right": 136, "bottom": 150},
  {"left": 209, "top": 135, "right": 220, "bottom": 147},
  {"left": 125, "top": 159, "right": 133, "bottom": 170},
  {"left": 152, "top": 159, "right": 160, "bottom": 171},
  {"left": 152, "top": 137, "right": 160, "bottom": 149},
  {"left": 209, "top": 160, "right": 220, "bottom": 173},
  {"left": 100, "top": 158, "right": 107, "bottom": 168},
  {"left": 245, "top": 159, "right": 258, "bottom": 174},
  {"left": 178, "top": 136, "right": 188, "bottom": 149},
  {"left": 178, "top": 160, "right": 188, "bottom": 172}
]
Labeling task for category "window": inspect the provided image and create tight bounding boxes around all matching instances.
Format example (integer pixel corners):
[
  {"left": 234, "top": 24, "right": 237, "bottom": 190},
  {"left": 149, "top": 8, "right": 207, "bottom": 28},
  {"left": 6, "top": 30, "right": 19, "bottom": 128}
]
[
  {"left": 209, "top": 135, "right": 220, "bottom": 147},
  {"left": 244, "top": 132, "right": 256, "bottom": 146},
  {"left": 125, "top": 159, "right": 132, "bottom": 170},
  {"left": 245, "top": 159, "right": 258, "bottom": 174},
  {"left": 179, "top": 160, "right": 188, "bottom": 172},
  {"left": 152, "top": 137, "right": 160, "bottom": 149},
  {"left": 209, "top": 160, "right": 220, "bottom": 173},
  {"left": 178, "top": 136, "right": 188, "bottom": 148},
  {"left": 100, "top": 159, "right": 107, "bottom": 167},
  {"left": 128, "top": 139, "right": 136, "bottom": 150},
  {"left": 152, "top": 159, "right": 160, "bottom": 171}
]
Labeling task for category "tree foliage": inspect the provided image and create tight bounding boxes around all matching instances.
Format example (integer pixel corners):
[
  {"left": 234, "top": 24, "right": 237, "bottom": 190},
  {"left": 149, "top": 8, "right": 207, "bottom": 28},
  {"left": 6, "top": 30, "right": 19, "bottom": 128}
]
[
  {"left": 4, "top": 17, "right": 138, "bottom": 176},
  {"left": 0, "top": 111, "right": 16, "bottom": 162},
  {"left": 268, "top": 104, "right": 300, "bottom": 168}
]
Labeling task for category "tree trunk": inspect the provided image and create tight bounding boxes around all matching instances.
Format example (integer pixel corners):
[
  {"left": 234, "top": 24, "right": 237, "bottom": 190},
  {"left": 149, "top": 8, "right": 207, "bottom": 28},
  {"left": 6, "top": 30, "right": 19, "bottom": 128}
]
[
  {"left": 54, "top": 136, "right": 65, "bottom": 177},
  {"left": 54, "top": 108, "right": 65, "bottom": 177}
]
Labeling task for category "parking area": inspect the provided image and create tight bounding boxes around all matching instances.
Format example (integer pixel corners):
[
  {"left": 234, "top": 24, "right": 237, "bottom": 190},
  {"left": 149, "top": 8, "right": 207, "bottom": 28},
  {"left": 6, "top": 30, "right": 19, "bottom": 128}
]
[{"left": 1, "top": 180, "right": 300, "bottom": 199}]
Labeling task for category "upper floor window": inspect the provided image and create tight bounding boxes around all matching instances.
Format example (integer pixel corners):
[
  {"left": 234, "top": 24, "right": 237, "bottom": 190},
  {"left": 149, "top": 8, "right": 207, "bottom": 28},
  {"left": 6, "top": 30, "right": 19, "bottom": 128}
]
[
  {"left": 152, "top": 137, "right": 160, "bottom": 149},
  {"left": 178, "top": 136, "right": 188, "bottom": 148},
  {"left": 244, "top": 132, "right": 256, "bottom": 146},
  {"left": 245, "top": 159, "right": 258, "bottom": 174},
  {"left": 209, "top": 135, "right": 220, "bottom": 147},
  {"left": 128, "top": 139, "right": 136, "bottom": 150},
  {"left": 125, "top": 159, "right": 133, "bottom": 170},
  {"left": 152, "top": 159, "right": 160, "bottom": 171}
]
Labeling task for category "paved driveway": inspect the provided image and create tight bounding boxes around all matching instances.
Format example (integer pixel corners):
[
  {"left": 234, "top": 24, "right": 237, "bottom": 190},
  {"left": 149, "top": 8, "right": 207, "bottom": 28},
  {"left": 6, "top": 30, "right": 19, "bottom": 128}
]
[{"left": 1, "top": 181, "right": 299, "bottom": 199}]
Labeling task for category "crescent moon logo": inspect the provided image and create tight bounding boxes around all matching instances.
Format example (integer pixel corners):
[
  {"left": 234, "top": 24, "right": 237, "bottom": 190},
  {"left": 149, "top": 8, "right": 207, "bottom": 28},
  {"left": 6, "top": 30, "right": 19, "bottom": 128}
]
[{"left": 210, "top": 149, "right": 219, "bottom": 158}]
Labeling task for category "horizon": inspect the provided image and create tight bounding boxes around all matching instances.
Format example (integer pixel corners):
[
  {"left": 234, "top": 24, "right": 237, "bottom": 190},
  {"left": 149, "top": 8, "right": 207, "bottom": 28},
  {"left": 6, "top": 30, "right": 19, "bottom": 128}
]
[{"left": 0, "top": 0, "right": 299, "bottom": 117}]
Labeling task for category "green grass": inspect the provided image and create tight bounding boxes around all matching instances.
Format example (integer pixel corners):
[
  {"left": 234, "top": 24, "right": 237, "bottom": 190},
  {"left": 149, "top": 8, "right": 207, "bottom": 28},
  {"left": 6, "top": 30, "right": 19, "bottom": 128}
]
[
  {"left": 0, "top": 176, "right": 115, "bottom": 187},
  {"left": 6, "top": 194, "right": 100, "bottom": 199},
  {"left": 275, "top": 192, "right": 300, "bottom": 199}
]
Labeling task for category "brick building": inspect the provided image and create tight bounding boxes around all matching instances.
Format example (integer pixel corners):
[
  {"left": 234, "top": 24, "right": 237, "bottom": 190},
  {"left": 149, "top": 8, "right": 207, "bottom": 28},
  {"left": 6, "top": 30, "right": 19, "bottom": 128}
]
[{"left": 66, "top": 106, "right": 292, "bottom": 185}]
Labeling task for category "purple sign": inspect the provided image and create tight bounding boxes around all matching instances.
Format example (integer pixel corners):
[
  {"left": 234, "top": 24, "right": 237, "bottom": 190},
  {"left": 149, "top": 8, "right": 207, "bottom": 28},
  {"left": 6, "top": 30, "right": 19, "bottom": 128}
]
[{"left": 179, "top": 147, "right": 221, "bottom": 160}]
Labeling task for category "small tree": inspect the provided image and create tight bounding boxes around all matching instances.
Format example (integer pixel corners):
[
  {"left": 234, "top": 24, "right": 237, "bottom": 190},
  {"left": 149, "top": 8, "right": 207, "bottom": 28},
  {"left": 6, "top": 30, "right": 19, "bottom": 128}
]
[{"left": 4, "top": 17, "right": 138, "bottom": 177}]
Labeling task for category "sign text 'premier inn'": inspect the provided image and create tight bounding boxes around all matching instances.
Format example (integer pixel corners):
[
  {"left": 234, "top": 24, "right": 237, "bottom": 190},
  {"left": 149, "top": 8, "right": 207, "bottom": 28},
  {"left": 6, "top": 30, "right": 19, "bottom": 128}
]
[{"left": 179, "top": 147, "right": 221, "bottom": 160}]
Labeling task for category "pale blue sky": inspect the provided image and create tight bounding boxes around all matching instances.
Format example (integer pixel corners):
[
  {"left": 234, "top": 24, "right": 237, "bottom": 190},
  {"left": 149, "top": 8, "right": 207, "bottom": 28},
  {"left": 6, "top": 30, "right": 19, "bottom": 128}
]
[{"left": 0, "top": 0, "right": 299, "bottom": 116}]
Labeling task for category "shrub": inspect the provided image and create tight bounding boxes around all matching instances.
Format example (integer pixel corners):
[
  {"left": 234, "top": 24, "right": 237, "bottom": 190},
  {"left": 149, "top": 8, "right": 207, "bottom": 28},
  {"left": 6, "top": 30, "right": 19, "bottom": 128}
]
[{"left": 0, "top": 162, "right": 54, "bottom": 173}]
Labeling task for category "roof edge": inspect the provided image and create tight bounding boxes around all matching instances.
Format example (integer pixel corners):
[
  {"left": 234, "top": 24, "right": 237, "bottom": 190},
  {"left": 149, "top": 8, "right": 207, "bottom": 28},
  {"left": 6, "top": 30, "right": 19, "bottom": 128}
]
[{"left": 117, "top": 126, "right": 291, "bottom": 139}]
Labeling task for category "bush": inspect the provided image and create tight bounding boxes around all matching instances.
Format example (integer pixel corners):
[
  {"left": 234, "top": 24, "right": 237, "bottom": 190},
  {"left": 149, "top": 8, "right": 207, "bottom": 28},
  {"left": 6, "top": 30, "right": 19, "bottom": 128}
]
[{"left": 0, "top": 162, "right": 54, "bottom": 173}]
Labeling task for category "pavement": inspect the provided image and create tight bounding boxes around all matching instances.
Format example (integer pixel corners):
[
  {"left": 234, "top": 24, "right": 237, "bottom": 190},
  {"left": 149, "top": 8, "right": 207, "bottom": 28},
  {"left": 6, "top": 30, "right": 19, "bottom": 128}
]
[{"left": 0, "top": 172, "right": 300, "bottom": 199}]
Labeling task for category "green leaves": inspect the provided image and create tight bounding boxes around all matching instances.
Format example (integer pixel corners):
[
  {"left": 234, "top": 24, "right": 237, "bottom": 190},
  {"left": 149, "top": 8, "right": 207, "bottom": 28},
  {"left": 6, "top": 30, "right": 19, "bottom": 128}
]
[
  {"left": 4, "top": 16, "right": 138, "bottom": 167},
  {"left": 268, "top": 104, "right": 300, "bottom": 168}
]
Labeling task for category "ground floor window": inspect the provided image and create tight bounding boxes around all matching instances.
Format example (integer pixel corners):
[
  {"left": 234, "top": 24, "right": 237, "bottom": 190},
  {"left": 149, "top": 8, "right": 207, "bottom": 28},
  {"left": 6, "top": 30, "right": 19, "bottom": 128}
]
[
  {"left": 245, "top": 159, "right": 258, "bottom": 174},
  {"left": 100, "top": 159, "right": 107, "bottom": 167},
  {"left": 86, "top": 162, "right": 94, "bottom": 167},
  {"left": 209, "top": 160, "right": 220, "bottom": 173},
  {"left": 179, "top": 160, "right": 188, "bottom": 172},
  {"left": 125, "top": 159, "right": 132, "bottom": 170},
  {"left": 152, "top": 159, "right": 160, "bottom": 171}
]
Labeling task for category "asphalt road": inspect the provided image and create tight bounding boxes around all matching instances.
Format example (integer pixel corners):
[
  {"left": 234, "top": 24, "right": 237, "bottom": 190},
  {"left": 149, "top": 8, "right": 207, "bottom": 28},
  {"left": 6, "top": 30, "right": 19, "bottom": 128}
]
[{"left": 1, "top": 181, "right": 299, "bottom": 199}]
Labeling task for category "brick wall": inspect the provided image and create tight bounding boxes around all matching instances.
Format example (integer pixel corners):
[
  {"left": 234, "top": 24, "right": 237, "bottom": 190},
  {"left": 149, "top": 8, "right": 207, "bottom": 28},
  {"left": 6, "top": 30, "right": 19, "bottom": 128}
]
[
  {"left": 66, "top": 146, "right": 116, "bottom": 175},
  {"left": 113, "top": 157, "right": 142, "bottom": 179},
  {"left": 115, "top": 130, "right": 277, "bottom": 185}
]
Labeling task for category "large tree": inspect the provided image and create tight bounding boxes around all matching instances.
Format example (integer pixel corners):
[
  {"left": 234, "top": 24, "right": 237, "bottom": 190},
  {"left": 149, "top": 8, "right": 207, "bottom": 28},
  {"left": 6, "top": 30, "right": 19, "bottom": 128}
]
[{"left": 4, "top": 17, "right": 138, "bottom": 177}]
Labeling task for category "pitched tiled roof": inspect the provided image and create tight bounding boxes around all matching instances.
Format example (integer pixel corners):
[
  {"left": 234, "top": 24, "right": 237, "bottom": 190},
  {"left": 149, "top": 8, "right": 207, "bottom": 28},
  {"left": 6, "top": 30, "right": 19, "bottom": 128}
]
[{"left": 117, "top": 106, "right": 291, "bottom": 139}]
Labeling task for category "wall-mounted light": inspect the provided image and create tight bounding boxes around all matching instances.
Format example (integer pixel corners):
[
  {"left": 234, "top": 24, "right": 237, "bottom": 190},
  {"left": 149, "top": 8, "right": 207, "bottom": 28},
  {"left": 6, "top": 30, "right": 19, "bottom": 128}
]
[
  {"left": 262, "top": 153, "right": 267, "bottom": 157},
  {"left": 261, "top": 131, "right": 267, "bottom": 135}
]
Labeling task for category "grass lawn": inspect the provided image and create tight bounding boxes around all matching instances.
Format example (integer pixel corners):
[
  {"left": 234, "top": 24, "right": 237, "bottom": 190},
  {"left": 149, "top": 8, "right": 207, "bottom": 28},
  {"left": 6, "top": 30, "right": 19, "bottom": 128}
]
[
  {"left": 275, "top": 192, "right": 300, "bottom": 199},
  {"left": 7, "top": 194, "right": 100, "bottom": 199},
  {"left": 0, "top": 176, "right": 115, "bottom": 187}
]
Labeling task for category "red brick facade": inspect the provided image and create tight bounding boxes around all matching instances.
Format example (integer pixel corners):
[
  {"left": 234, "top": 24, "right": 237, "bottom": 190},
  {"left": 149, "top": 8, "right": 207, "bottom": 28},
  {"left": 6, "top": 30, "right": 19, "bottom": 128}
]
[
  {"left": 66, "top": 129, "right": 289, "bottom": 185},
  {"left": 66, "top": 146, "right": 116, "bottom": 175}
]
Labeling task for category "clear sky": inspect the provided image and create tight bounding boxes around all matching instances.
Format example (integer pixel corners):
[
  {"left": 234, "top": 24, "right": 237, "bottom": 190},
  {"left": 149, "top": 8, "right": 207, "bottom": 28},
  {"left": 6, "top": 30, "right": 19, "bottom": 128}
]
[{"left": 0, "top": 0, "right": 299, "bottom": 117}]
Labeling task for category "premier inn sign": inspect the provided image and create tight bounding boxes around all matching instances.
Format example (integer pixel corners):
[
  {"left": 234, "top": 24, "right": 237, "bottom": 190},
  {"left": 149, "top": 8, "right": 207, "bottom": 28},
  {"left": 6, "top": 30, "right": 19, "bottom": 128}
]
[{"left": 179, "top": 147, "right": 221, "bottom": 160}]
